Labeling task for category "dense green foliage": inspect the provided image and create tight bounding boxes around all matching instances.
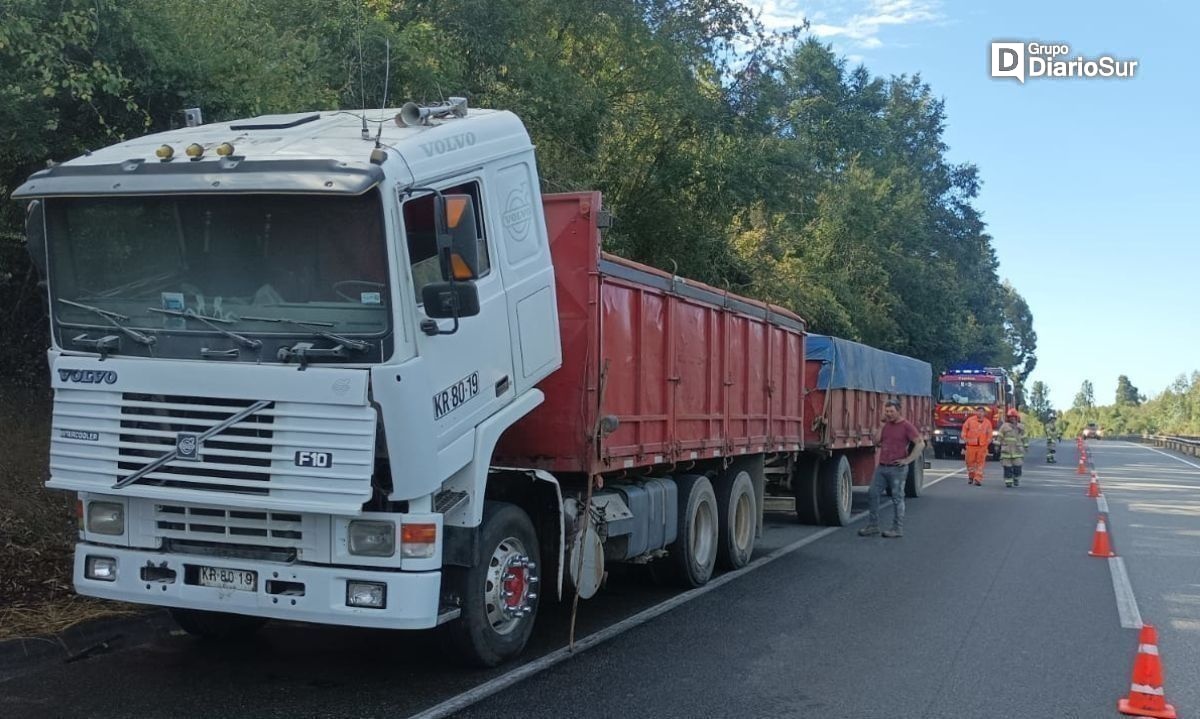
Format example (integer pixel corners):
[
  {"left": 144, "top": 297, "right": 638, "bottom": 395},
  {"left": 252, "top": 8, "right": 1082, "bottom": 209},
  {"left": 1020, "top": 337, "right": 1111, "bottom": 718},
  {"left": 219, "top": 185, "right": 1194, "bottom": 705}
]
[
  {"left": 1, "top": 0, "right": 1035, "bottom": 381},
  {"left": 1052, "top": 375, "right": 1200, "bottom": 437}
]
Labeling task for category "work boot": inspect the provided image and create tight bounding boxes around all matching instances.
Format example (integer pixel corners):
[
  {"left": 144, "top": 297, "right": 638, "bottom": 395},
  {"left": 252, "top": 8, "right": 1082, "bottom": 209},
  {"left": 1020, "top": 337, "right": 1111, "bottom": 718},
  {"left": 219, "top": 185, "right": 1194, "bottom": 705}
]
[
  {"left": 882, "top": 528, "right": 903, "bottom": 538},
  {"left": 858, "top": 525, "right": 881, "bottom": 537}
]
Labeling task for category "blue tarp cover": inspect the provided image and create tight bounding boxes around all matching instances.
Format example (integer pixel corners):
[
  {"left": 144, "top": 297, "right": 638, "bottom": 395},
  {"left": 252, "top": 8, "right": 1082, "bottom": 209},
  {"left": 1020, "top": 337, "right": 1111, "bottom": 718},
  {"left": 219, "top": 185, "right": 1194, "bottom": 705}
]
[{"left": 806, "top": 334, "right": 932, "bottom": 397}]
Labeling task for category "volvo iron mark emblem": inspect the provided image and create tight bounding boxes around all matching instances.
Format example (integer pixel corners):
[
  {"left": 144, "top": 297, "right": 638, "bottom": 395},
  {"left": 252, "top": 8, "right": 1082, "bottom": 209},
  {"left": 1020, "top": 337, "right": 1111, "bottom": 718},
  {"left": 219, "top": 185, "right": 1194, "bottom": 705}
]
[{"left": 176, "top": 432, "right": 200, "bottom": 461}]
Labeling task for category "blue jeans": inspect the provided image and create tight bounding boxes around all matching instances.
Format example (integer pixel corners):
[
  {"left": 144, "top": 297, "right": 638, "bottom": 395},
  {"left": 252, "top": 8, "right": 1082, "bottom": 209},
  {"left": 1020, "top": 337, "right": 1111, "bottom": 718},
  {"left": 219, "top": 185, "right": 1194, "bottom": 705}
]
[{"left": 868, "top": 464, "right": 907, "bottom": 530}]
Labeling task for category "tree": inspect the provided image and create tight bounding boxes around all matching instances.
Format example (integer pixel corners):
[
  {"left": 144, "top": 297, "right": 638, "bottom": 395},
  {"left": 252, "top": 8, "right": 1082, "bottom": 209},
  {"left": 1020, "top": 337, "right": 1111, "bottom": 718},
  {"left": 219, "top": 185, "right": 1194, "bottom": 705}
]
[
  {"left": 999, "top": 281, "right": 1037, "bottom": 382},
  {"left": 1029, "top": 381, "right": 1053, "bottom": 422},
  {"left": 1073, "top": 380, "right": 1095, "bottom": 414},
  {"left": 1115, "top": 375, "right": 1142, "bottom": 406}
]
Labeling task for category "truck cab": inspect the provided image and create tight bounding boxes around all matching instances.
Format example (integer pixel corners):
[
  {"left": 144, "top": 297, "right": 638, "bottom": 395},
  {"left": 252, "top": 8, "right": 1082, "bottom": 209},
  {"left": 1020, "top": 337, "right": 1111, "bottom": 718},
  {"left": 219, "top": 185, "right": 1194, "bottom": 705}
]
[
  {"left": 932, "top": 367, "right": 1012, "bottom": 460},
  {"left": 16, "top": 102, "right": 564, "bottom": 665}
]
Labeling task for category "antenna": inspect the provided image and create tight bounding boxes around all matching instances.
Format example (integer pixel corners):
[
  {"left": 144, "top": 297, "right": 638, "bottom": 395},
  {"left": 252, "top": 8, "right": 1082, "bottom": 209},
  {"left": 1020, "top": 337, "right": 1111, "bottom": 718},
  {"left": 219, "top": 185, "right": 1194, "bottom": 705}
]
[
  {"left": 375, "top": 38, "right": 390, "bottom": 146},
  {"left": 356, "top": 6, "right": 368, "bottom": 140}
]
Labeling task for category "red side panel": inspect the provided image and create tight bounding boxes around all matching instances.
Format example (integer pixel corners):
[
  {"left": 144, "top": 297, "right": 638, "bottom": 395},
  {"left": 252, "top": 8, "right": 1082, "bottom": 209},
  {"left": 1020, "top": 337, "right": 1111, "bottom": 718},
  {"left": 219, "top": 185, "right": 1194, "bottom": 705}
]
[
  {"left": 493, "top": 192, "right": 600, "bottom": 470},
  {"left": 600, "top": 278, "right": 671, "bottom": 462},
  {"left": 496, "top": 191, "right": 807, "bottom": 476}
]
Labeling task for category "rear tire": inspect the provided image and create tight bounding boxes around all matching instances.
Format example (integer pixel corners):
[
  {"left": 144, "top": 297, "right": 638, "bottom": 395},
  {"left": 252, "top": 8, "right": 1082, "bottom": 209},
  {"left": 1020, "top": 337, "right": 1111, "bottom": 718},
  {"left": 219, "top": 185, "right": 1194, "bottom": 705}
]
[
  {"left": 170, "top": 609, "right": 265, "bottom": 640},
  {"left": 444, "top": 501, "right": 540, "bottom": 668},
  {"left": 715, "top": 463, "right": 758, "bottom": 570},
  {"left": 817, "top": 454, "right": 852, "bottom": 527},
  {"left": 669, "top": 474, "right": 719, "bottom": 587},
  {"left": 905, "top": 460, "right": 925, "bottom": 498},
  {"left": 792, "top": 455, "right": 821, "bottom": 525}
]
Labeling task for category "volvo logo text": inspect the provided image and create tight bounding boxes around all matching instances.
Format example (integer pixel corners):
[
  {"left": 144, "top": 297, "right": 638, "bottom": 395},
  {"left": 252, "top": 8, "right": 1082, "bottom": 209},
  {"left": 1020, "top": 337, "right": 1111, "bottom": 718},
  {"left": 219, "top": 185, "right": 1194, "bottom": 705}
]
[{"left": 58, "top": 369, "right": 118, "bottom": 384}]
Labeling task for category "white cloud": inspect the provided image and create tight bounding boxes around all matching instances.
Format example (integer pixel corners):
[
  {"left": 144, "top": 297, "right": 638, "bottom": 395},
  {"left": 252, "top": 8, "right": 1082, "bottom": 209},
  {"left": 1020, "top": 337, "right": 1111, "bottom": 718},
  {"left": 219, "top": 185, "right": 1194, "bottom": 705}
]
[{"left": 747, "top": 0, "right": 942, "bottom": 50}]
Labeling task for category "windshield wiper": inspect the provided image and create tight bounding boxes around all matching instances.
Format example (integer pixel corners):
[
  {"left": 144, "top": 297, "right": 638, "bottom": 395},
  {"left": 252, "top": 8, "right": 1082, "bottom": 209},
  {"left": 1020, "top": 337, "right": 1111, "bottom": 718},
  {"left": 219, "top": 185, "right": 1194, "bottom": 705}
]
[
  {"left": 59, "top": 298, "right": 156, "bottom": 347},
  {"left": 148, "top": 308, "right": 262, "bottom": 351},
  {"left": 240, "top": 315, "right": 371, "bottom": 353}
]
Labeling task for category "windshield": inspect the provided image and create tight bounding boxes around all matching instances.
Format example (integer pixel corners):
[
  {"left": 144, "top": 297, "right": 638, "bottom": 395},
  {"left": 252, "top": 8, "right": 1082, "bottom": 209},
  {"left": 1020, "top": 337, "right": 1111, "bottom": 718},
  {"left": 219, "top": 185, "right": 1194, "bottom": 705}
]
[
  {"left": 44, "top": 191, "right": 391, "bottom": 360},
  {"left": 939, "top": 379, "right": 998, "bottom": 405}
]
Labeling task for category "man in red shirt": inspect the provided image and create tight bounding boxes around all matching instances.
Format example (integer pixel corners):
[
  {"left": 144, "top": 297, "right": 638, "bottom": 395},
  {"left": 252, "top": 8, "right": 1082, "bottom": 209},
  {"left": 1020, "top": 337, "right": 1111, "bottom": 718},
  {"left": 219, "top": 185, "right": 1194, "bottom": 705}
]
[{"left": 858, "top": 398, "right": 925, "bottom": 538}]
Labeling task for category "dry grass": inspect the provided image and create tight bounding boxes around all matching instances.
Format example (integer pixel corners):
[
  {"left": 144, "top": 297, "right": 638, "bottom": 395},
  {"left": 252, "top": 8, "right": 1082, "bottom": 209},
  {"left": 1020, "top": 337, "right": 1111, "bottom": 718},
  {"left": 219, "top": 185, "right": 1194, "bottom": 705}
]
[
  {"left": 0, "top": 383, "right": 137, "bottom": 640},
  {"left": 0, "top": 597, "right": 144, "bottom": 642}
]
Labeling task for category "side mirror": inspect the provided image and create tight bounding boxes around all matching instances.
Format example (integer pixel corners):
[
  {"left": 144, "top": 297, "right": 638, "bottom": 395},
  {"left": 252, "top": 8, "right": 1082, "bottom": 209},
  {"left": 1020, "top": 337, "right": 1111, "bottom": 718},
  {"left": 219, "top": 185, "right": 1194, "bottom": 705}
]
[
  {"left": 24, "top": 200, "right": 47, "bottom": 279},
  {"left": 434, "top": 193, "right": 481, "bottom": 281},
  {"left": 422, "top": 281, "right": 480, "bottom": 320}
]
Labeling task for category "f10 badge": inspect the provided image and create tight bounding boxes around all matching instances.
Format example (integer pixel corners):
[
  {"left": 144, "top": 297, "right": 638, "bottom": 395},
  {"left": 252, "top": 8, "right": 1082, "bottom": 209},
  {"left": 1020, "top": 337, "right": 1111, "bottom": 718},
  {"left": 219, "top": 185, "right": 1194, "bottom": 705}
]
[{"left": 295, "top": 451, "right": 333, "bottom": 468}]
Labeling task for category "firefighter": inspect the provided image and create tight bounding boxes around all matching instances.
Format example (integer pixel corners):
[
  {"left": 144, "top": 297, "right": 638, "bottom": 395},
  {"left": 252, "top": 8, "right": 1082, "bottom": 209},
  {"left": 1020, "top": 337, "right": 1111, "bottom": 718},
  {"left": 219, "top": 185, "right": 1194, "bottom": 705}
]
[
  {"left": 962, "top": 405, "right": 993, "bottom": 486},
  {"left": 1045, "top": 415, "right": 1059, "bottom": 464},
  {"left": 999, "top": 408, "right": 1026, "bottom": 487}
]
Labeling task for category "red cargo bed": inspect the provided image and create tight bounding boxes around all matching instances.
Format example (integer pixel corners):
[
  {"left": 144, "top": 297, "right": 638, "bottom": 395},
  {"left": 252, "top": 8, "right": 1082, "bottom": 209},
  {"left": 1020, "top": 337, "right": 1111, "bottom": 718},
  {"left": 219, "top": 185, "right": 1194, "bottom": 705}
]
[{"left": 495, "top": 192, "right": 807, "bottom": 477}]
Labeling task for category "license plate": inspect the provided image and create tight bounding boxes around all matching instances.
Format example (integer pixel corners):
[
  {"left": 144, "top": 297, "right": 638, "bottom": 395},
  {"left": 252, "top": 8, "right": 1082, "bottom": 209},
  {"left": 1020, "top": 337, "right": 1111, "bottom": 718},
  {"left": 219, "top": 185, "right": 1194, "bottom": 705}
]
[{"left": 197, "top": 566, "right": 257, "bottom": 592}]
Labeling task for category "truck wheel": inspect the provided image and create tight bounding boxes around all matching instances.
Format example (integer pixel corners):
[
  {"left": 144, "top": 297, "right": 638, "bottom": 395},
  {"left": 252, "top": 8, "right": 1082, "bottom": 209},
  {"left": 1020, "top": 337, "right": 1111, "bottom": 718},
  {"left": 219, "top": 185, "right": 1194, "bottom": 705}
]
[
  {"left": 816, "top": 454, "right": 852, "bottom": 526},
  {"left": 715, "top": 463, "right": 758, "bottom": 570},
  {"left": 793, "top": 455, "right": 821, "bottom": 525},
  {"left": 170, "top": 608, "right": 265, "bottom": 640},
  {"left": 444, "top": 501, "right": 540, "bottom": 668},
  {"left": 669, "top": 474, "right": 719, "bottom": 587},
  {"left": 905, "top": 460, "right": 925, "bottom": 498}
]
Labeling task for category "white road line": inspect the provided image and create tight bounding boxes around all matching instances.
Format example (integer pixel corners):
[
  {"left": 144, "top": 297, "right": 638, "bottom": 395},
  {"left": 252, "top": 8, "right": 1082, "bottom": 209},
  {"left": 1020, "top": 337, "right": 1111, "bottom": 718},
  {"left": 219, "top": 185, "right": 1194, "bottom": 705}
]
[
  {"left": 407, "top": 470, "right": 962, "bottom": 719},
  {"left": 926, "top": 467, "right": 965, "bottom": 488},
  {"left": 1108, "top": 557, "right": 1143, "bottom": 630},
  {"left": 407, "top": 523, "right": 843, "bottom": 719},
  {"left": 1133, "top": 443, "right": 1200, "bottom": 471}
]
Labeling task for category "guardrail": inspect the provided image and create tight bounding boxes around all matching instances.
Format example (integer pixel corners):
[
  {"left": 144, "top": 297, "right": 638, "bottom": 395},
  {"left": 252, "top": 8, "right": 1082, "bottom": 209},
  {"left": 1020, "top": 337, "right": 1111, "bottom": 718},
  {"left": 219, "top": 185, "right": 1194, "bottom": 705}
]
[{"left": 1145, "top": 434, "right": 1200, "bottom": 457}]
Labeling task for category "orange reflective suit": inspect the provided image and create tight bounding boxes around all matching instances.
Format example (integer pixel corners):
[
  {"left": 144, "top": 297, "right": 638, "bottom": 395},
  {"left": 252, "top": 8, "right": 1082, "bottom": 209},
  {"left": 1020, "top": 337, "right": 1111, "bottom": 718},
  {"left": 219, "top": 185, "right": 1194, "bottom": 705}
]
[{"left": 962, "top": 415, "right": 994, "bottom": 484}]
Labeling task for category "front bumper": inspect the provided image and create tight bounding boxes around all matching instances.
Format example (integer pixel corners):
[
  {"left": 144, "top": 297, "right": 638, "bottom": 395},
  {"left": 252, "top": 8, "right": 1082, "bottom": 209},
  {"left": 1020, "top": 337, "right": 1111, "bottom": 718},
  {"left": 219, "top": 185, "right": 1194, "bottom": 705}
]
[
  {"left": 73, "top": 544, "right": 443, "bottom": 630},
  {"left": 932, "top": 432, "right": 962, "bottom": 447}
]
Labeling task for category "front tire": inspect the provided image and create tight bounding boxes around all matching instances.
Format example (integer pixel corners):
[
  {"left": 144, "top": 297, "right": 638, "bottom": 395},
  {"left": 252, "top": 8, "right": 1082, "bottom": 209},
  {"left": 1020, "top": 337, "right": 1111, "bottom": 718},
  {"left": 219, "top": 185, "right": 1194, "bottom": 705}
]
[
  {"left": 170, "top": 609, "right": 265, "bottom": 640},
  {"left": 669, "top": 474, "right": 719, "bottom": 587},
  {"left": 444, "top": 501, "right": 540, "bottom": 668},
  {"left": 817, "top": 454, "right": 852, "bottom": 527}
]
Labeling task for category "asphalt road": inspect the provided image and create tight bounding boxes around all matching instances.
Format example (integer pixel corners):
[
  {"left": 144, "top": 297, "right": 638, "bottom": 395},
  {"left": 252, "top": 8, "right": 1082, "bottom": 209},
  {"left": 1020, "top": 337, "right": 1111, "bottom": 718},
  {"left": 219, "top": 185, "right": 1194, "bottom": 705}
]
[{"left": 2, "top": 442, "right": 1196, "bottom": 719}]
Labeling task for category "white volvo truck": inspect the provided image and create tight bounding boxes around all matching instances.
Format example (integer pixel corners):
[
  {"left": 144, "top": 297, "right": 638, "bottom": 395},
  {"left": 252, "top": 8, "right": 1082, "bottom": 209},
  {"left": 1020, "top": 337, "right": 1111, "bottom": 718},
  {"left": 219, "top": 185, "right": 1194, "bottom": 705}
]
[{"left": 16, "top": 100, "right": 835, "bottom": 666}]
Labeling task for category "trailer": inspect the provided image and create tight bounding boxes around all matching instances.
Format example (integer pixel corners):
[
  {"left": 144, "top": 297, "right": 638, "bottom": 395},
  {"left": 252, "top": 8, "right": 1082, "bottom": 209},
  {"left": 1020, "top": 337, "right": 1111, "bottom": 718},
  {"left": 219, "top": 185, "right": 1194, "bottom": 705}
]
[
  {"left": 16, "top": 101, "right": 933, "bottom": 667},
  {"left": 785, "top": 335, "right": 933, "bottom": 526}
]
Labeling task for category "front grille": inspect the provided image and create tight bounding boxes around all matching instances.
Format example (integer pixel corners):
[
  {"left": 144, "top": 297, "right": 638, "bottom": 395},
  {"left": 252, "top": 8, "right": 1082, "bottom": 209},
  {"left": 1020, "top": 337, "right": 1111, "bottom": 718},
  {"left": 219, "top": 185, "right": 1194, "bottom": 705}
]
[
  {"left": 119, "top": 394, "right": 276, "bottom": 495},
  {"left": 49, "top": 378, "right": 376, "bottom": 513},
  {"left": 155, "top": 503, "right": 304, "bottom": 549}
]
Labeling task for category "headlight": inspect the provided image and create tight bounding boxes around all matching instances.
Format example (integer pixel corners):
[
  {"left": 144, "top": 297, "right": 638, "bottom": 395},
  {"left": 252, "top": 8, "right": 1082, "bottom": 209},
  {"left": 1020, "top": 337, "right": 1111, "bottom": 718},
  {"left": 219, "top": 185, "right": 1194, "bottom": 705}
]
[
  {"left": 934, "top": 429, "right": 944, "bottom": 435},
  {"left": 346, "top": 581, "right": 387, "bottom": 608},
  {"left": 85, "top": 556, "right": 117, "bottom": 581},
  {"left": 348, "top": 520, "right": 395, "bottom": 557},
  {"left": 87, "top": 501, "right": 125, "bottom": 536}
]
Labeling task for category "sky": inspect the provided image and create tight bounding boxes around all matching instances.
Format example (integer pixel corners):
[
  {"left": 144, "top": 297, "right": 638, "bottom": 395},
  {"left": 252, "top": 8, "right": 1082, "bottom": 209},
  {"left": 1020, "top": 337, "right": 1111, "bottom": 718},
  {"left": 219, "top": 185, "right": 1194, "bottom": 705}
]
[{"left": 744, "top": 0, "right": 1199, "bottom": 407}]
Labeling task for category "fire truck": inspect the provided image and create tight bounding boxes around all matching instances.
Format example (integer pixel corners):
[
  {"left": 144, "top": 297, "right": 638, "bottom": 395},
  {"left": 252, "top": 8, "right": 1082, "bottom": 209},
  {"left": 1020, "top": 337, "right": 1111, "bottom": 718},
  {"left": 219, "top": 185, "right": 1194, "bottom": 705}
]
[{"left": 931, "top": 367, "right": 1014, "bottom": 460}]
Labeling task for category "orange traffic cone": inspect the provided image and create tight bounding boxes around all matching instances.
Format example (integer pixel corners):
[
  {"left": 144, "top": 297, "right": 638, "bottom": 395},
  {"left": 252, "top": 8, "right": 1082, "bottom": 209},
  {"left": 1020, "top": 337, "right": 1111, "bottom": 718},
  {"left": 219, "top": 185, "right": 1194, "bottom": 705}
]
[
  {"left": 1088, "top": 515, "right": 1116, "bottom": 557},
  {"left": 1078, "top": 456, "right": 1088, "bottom": 475},
  {"left": 1087, "top": 476, "right": 1102, "bottom": 498},
  {"left": 1118, "top": 624, "right": 1176, "bottom": 718}
]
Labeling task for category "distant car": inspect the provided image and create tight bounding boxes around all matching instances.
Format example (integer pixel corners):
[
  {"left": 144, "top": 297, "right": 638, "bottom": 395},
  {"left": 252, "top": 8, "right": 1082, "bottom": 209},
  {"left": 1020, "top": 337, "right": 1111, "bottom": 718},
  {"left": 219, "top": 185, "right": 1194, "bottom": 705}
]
[{"left": 1081, "top": 423, "right": 1101, "bottom": 439}]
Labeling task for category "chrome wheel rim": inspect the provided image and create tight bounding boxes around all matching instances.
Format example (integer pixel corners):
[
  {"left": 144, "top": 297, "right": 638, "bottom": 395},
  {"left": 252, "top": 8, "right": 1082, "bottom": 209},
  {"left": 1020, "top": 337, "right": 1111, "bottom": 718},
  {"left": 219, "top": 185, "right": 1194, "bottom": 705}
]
[{"left": 484, "top": 536, "right": 538, "bottom": 635}]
